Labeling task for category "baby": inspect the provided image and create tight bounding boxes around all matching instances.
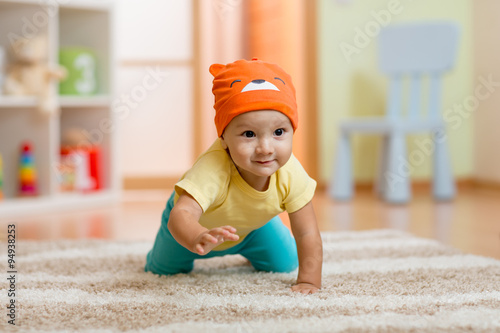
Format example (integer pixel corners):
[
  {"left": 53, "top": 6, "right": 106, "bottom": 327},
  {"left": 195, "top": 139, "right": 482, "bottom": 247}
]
[{"left": 145, "top": 59, "right": 323, "bottom": 294}]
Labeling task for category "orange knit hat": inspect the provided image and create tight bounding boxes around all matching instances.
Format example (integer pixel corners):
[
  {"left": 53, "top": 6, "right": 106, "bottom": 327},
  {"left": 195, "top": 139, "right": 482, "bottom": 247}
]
[{"left": 210, "top": 58, "right": 298, "bottom": 137}]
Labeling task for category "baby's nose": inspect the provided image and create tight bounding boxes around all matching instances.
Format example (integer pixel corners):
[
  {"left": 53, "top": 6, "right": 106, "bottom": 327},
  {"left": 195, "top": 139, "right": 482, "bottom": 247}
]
[{"left": 257, "top": 139, "right": 273, "bottom": 154}]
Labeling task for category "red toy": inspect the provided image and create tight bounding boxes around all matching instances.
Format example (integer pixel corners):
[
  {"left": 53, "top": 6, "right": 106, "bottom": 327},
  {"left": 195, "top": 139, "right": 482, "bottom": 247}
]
[{"left": 60, "top": 145, "right": 101, "bottom": 192}]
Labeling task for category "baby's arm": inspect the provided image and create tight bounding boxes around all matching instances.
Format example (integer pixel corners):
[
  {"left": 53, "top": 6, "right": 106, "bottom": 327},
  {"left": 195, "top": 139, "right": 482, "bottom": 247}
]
[
  {"left": 289, "top": 201, "right": 323, "bottom": 294},
  {"left": 168, "top": 191, "right": 239, "bottom": 255}
]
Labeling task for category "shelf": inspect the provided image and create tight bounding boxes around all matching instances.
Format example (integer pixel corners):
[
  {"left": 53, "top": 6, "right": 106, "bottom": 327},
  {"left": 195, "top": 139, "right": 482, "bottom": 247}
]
[
  {"left": 0, "top": 190, "right": 119, "bottom": 218},
  {"left": 0, "top": 95, "right": 112, "bottom": 108},
  {"left": 0, "top": 95, "right": 38, "bottom": 108},
  {"left": 59, "top": 0, "right": 113, "bottom": 11},
  {"left": 0, "top": 0, "right": 118, "bottom": 218},
  {"left": 60, "top": 95, "right": 111, "bottom": 108},
  {"left": 0, "top": 0, "right": 113, "bottom": 10},
  {"left": 0, "top": 0, "right": 41, "bottom": 9}
]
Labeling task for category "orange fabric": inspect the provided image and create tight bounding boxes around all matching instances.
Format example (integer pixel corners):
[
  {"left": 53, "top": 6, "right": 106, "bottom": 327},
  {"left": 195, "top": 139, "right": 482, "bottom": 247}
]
[{"left": 210, "top": 58, "right": 298, "bottom": 137}]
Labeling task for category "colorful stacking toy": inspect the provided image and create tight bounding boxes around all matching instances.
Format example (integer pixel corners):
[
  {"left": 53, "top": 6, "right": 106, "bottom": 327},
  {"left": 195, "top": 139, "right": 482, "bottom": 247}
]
[{"left": 19, "top": 142, "right": 38, "bottom": 196}]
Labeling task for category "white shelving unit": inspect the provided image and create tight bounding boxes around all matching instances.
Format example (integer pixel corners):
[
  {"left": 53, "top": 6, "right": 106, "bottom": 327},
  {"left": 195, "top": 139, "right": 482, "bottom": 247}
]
[{"left": 0, "top": 0, "right": 119, "bottom": 218}]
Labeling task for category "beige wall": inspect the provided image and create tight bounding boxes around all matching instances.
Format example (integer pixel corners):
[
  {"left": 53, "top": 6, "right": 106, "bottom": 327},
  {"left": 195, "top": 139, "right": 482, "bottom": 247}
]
[
  {"left": 197, "top": 0, "right": 245, "bottom": 155},
  {"left": 116, "top": 1, "right": 500, "bottom": 187},
  {"left": 246, "top": 0, "right": 317, "bottom": 177},
  {"left": 473, "top": 0, "right": 500, "bottom": 183},
  {"left": 318, "top": 0, "right": 474, "bottom": 184}
]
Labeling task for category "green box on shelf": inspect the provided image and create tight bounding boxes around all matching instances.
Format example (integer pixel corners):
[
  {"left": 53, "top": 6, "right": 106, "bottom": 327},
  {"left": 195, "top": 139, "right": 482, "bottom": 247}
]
[{"left": 59, "top": 47, "right": 98, "bottom": 95}]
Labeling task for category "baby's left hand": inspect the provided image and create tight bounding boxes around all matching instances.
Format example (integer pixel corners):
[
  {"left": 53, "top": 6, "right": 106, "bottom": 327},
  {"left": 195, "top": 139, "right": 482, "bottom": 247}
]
[{"left": 291, "top": 283, "right": 320, "bottom": 295}]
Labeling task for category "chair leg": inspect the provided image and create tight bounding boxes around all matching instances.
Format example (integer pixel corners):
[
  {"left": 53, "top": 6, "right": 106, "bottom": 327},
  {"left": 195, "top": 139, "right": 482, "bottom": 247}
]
[
  {"left": 433, "top": 131, "right": 456, "bottom": 200},
  {"left": 384, "top": 132, "right": 411, "bottom": 203},
  {"left": 330, "top": 131, "right": 353, "bottom": 200},
  {"left": 375, "top": 135, "right": 390, "bottom": 198}
]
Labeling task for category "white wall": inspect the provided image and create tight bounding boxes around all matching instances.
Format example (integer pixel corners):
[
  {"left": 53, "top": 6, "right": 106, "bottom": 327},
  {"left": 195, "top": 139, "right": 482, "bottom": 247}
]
[
  {"left": 114, "top": 0, "right": 246, "bottom": 180},
  {"left": 114, "top": 0, "right": 193, "bottom": 178}
]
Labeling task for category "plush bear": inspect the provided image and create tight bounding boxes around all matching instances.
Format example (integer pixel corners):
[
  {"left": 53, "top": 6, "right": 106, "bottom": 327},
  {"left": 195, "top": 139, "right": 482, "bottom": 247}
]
[{"left": 3, "top": 35, "right": 66, "bottom": 115}]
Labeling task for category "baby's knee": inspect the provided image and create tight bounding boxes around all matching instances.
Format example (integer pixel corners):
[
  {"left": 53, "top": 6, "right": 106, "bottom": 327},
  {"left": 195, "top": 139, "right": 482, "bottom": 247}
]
[
  {"left": 272, "top": 257, "right": 298, "bottom": 273},
  {"left": 145, "top": 251, "right": 194, "bottom": 276},
  {"left": 144, "top": 262, "right": 193, "bottom": 276},
  {"left": 253, "top": 255, "right": 298, "bottom": 273}
]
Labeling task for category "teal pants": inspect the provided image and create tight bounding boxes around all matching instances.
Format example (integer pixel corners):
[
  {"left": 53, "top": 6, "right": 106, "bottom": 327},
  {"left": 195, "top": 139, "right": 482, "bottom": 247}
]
[{"left": 145, "top": 192, "right": 298, "bottom": 275}]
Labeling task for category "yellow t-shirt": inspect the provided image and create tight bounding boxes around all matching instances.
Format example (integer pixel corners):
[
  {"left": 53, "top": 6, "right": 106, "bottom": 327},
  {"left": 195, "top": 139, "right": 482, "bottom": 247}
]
[{"left": 174, "top": 138, "right": 316, "bottom": 250}]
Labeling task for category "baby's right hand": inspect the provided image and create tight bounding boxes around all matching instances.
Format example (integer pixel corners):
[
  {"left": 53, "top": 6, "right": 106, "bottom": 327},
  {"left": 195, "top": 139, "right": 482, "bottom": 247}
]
[{"left": 194, "top": 226, "right": 239, "bottom": 255}]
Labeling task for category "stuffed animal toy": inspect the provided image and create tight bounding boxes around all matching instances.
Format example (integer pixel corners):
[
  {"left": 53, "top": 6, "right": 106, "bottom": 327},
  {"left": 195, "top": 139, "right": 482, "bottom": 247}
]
[{"left": 3, "top": 35, "right": 66, "bottom": 115}]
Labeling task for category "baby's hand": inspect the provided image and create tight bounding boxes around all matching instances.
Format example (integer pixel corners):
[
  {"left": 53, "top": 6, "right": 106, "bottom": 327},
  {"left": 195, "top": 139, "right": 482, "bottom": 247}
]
[
  {"left": 194, "top": 226, "right": 239, "bottom": 255},
  {"left": 291, "top": 283, "right": 320, "bottom": 295}
]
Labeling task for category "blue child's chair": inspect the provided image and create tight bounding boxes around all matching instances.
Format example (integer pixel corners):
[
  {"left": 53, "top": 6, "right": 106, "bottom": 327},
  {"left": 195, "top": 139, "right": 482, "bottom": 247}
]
[{"left": 330, "top": 21, "right": 460, "bottom": 203}]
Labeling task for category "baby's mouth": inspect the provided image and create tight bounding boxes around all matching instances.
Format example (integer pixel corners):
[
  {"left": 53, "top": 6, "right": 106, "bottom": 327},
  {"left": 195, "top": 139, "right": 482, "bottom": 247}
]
[{"left": 255, "top": 160, "right": 274, "bottom": 165}]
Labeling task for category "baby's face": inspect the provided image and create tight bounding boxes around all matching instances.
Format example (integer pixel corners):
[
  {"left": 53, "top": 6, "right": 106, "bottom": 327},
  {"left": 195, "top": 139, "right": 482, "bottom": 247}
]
[{"left": 221, "top": 110, "right": 293, "bottom": 190}]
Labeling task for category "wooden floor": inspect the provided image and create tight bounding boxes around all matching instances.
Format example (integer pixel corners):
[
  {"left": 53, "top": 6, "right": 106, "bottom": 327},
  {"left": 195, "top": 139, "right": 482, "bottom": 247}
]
[{"left": 1, "top": 187, "right": 499, "bottom": 259}]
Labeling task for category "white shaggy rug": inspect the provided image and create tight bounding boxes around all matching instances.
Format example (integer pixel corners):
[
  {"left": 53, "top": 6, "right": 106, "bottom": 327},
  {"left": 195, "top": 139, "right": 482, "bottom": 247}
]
[{"left": 1, "top": 229, "right": 500, "bottom": 332}]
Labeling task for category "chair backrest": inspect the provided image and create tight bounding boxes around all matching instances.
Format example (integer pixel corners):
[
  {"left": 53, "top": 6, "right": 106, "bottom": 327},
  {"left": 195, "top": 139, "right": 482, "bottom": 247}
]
[{"left": 378, "top": 21, "right": 460, "bottom": 120}]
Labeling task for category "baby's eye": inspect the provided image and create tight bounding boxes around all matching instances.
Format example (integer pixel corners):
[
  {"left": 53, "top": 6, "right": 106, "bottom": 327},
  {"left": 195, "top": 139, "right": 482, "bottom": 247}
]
[
  {"left": 243, "top": 131, "right": 255, "bottom": 138},
  {"left": 274, "top": 128, "right": 284, "bottom": 136}
]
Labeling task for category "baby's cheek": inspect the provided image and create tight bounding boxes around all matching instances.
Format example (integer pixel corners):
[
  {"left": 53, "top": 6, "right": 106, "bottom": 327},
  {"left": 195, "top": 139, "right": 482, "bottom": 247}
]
[
  {"left": 278, "top": 145, "right": 293, "bottom": 162},
  {"left": 235, "top": 147, "right": 253, "bottom": 159}
]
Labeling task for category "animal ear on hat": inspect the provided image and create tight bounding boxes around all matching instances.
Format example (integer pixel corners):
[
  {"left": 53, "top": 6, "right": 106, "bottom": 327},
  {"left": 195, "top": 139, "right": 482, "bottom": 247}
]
[{"left": 209, "top": 63, "right": 225, "bottom": 77}]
